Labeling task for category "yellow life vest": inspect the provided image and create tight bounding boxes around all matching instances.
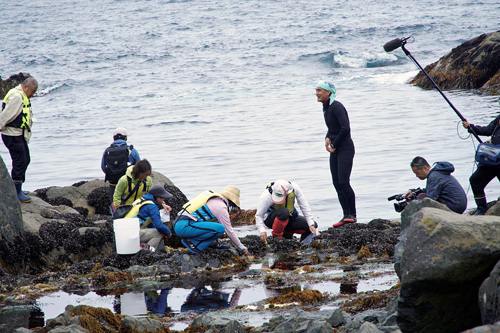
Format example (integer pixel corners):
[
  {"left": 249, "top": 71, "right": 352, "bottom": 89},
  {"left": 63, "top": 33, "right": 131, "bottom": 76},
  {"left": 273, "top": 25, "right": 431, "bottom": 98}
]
[
  {"left": 124, "top": 198, "right": 156, "bottom": 229},
  {"left": 2, "top": 88, "right": 32, "bottom": 132},
  {"left": 183, "top": 190, "right": 224, "bottom": 222},
  {"left": 266, "top": 182, "right": 296, "bottom": 215}
]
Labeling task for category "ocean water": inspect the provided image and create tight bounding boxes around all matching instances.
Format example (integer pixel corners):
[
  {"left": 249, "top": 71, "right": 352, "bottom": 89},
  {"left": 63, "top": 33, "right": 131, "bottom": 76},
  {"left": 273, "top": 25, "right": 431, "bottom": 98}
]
[{"left": 1, "top": 0, "right": 500, "bottom": 226}]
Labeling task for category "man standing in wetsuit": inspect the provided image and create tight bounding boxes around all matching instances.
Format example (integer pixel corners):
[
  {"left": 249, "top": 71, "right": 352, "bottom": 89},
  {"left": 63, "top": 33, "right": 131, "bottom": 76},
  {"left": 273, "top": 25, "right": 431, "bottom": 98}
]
[{"left": 316, "top": 80, "right": 356, "bottom": 226}]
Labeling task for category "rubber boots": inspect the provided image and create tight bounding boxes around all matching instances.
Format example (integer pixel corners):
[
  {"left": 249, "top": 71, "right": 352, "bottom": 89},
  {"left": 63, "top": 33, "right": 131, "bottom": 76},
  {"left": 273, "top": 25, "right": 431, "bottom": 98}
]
[
  {"left": 271, "top": 217, "right": 289, "bottom": 239},
  {"left": 474, "top": 197, "right": 487, "bottom": 215},
  {"left": 14, "top": 182, "right": 31, "bottom": 203}
]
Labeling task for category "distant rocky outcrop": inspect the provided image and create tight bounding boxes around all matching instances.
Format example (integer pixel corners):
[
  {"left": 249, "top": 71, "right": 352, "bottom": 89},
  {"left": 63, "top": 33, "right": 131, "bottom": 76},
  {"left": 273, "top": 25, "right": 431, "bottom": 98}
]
[
  {"left": 396, "top": 199, "right": 500, "bottom": 332},
  {"left": 0, "top": 72, "right": 31, "bottom": 99},
  {"left": 410, "top": 30, "right": 500, "bottom": 94}
]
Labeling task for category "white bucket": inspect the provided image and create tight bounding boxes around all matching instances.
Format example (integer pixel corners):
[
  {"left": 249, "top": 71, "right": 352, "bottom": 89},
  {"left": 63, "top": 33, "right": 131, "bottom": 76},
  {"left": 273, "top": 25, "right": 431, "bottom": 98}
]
[{"left": 113, "top": 218, "right": 140, "bottom": 254}]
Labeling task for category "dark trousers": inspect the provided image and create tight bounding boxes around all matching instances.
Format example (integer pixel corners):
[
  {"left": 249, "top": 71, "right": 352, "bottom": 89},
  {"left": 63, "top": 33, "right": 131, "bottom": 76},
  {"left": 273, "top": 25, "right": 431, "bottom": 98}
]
[
  {"left": 470, "top": 165, "right": 500, "bottom": 199},
  {"left": 264, "top": 207, "right": 316, "bottom": 239},
  {"left": 330, "top": 148, "right": 356, "bottom": 217},
  {"left": 2, "top": 134, "right": 30, "bottom": 183}
]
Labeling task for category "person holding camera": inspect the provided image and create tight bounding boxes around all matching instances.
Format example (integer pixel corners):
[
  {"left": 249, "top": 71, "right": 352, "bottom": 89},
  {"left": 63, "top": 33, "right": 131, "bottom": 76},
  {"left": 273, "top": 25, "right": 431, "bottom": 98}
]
[{"left": 406, "top": 156, "right": 467, "bottom": 214}]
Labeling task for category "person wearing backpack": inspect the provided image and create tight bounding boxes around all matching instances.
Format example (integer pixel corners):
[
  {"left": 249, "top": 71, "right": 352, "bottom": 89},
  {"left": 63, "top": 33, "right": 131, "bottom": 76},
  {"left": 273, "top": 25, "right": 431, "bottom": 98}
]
[
  {"left": 124, "top": 184, "right": 173, "bottom": 252},
  {"left": 113, "top": 159, "right": 153, "bottom": 208},
  {"left": 101, "top": 127, "right": 141, "bottom": 202}
]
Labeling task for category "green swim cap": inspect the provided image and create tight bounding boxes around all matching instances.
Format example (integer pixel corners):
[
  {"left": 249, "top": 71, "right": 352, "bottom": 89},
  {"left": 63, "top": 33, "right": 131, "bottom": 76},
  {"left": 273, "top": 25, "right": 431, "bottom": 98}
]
[{"left": 316, "top": 81, "right": 336, "bottom": 105}]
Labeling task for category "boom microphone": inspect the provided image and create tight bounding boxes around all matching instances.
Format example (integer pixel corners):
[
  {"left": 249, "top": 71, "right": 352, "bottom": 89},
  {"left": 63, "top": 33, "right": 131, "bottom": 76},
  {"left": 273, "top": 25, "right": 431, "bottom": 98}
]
[{"left": 383, "top": 38, "right": 405, "bottom": 52}]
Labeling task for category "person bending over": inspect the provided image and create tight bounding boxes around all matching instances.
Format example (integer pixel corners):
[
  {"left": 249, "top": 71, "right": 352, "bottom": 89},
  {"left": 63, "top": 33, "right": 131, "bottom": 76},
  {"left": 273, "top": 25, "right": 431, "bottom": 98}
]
[
  {"left": 407, "top": 156, "right": 467, "bottom": 214},
  {"left": 173, "top": 185, "right": 248, "bottom": 255},
  {"left": 124, "top": 184, "right": 173, "bottom": 252},
  {"left": 256, "top": 179, "right": 318, "bottom": 244}
]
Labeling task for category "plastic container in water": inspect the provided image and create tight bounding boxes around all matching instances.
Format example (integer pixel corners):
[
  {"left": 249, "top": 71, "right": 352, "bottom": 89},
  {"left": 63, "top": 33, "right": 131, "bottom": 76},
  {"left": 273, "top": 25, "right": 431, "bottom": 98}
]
[{"left": 113, "top": 218, "right": 140, "bottom": 254}]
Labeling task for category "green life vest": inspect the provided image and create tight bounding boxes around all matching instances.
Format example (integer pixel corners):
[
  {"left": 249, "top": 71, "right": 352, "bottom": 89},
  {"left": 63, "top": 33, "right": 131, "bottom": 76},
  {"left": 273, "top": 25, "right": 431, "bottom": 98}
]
[
  {"left": 124, "top": 198, "right": 156, "bottom": 229},
  {"left": 2, "top": 88, "right": 32, "bottom": 132}
]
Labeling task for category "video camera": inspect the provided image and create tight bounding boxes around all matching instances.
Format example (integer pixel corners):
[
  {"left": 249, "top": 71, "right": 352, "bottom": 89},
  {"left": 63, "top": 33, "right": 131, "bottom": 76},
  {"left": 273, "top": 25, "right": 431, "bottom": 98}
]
[{"left": 387, "top": 188, "right": 424, "bottom": 213}]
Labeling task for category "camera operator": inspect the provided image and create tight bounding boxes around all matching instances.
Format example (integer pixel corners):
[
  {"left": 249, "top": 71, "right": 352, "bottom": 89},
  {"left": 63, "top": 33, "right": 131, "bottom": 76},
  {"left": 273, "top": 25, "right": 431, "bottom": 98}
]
[{"left": 405, "top": 156, "right": 467, "bottom": 214}]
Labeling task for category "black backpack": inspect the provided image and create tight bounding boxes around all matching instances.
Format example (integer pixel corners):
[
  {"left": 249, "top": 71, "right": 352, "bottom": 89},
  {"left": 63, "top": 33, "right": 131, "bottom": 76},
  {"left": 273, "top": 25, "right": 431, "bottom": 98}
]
[{"left": 103, "top": 144, "right": 131, "bottom": 184}]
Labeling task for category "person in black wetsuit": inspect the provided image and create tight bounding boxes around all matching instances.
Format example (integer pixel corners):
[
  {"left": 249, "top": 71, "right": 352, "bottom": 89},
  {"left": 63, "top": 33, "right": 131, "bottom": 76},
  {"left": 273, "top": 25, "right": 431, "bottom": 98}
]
[
  {"left": 316, "top": 81, "right": 356, "bottom": 226},
  {"left": 463, "top": 115, "right": 500, "bottom": 215}
]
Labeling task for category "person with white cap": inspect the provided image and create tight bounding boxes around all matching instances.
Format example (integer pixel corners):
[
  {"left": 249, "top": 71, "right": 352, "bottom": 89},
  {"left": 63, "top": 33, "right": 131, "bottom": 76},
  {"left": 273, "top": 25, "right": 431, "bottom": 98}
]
[
  {"left": 124, "top": 183, "right": 173, "bottom": 252},
  {"left": 101, "top": 127, "right": 141, "bottom": 202},
  {"left": 255, "top": 179, "right": 318, "bottom": 244},
  {"left": 316, "top": 80, "right": 357, "bottom": 226},
  {"left": 173, "top": 185, "right": 248, "bottom": 255}
]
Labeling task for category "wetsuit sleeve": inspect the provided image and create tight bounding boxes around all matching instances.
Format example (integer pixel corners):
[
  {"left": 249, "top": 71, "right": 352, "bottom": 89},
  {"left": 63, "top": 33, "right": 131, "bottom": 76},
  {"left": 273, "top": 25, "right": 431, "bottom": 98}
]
[
  {"left": 255, "top": 190, "right": 273, "bottom": 233},
  {"left": 0, "top": 93, "right": 23, "bottom": 130},
  {"left": 207, "top": 197, "right": 243, "bottom": 248},
  {"left": 330, "top": 103, "right": 351, "bottom": 147},
  {"left": 291, "top": 182, "right": 315, "bottom": 226},
  {"left": 425, "top": 174, "right": 441, "bottom": 201},
  {"left": 141, "top": 204, "right": 171, "bottom": 236}
]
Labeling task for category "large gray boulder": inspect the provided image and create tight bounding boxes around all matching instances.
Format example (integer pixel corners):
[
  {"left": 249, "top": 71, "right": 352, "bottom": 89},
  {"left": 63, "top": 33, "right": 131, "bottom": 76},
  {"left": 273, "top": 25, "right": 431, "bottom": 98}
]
[
  {"left": 479, "top": 260, "right": 500, "bottom": 325},
  {"left": 0, "top": 155, "right": 23, "bottom": 242},
  {"left": 396, "top": 207, "right": 500, "bottom": 332}
]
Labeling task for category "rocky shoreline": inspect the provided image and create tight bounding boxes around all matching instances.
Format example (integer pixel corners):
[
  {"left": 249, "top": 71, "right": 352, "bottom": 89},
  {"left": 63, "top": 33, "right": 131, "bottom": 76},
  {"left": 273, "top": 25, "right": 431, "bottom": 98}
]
[
  {"left": 3, "top": 30, "right": 500, "bottom": 332},
  {"left": 0, "top": 151, "right": 404, "bottom": 332}
]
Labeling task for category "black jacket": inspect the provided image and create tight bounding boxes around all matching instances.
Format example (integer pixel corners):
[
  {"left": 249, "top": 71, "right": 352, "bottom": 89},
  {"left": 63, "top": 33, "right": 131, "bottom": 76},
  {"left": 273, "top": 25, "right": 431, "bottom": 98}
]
[{"left": 469, "top": 114, "right": 500, "bottom": 145}]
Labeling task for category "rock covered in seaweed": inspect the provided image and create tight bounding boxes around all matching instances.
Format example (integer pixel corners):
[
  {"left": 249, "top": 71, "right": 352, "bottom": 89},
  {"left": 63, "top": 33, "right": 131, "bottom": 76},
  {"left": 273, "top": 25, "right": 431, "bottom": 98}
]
[{"left": 410, "top": 30, "right": 500, "bottom": 94}]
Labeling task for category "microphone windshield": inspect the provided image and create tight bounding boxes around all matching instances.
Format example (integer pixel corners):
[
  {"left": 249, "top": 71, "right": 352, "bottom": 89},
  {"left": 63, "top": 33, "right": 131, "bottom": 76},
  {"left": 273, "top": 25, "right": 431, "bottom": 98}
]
[{"left": 383, "top": 38, "right": 403, "bottom": 52}]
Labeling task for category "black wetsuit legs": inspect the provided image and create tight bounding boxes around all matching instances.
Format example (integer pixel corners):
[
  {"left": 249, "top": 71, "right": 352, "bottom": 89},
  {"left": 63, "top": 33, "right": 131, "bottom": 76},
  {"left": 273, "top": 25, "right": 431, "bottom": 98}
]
[{"left": 330, "top": 148, "right": 356, "bottom": 217}]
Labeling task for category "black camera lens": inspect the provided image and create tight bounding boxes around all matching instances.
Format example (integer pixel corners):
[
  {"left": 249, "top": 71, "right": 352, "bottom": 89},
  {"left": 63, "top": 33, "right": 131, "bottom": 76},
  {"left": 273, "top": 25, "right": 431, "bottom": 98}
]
[{"left": 394, "top": 202, "right": 407, "bottom": 213}]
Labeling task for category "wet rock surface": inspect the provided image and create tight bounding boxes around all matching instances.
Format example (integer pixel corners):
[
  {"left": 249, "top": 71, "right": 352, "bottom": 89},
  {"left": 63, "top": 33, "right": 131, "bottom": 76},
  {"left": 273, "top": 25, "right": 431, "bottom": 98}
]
[
  {"left": 410, "top": 30, "right": 500, "bottom": 94},
  {"left": 0, "top": 168, "right": 406, "bottom": 332}
]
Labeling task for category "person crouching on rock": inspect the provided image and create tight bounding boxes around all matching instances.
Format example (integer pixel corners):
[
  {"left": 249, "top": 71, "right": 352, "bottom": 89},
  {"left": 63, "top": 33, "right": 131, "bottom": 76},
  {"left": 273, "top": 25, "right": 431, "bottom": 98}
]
[
  {"left": 173, "top": 185, "right": 248, "bottom": 255},
  {"left": 124, "top": 184, "right": 173, "bottom": 252},
  {"left": 256, "top": 179, "right": 318, "bottom": 245},
  {"left": 407, "top": 156, "right": 467, "bottom": 214},
  {"left": 113, "top": 159, "right": 153, "bottom": 209}
]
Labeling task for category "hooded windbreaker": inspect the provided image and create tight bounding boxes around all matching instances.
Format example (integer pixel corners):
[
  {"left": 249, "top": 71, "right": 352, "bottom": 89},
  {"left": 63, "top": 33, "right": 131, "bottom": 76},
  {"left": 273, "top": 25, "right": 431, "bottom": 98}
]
[{"left": 425, "top": 162, "right": 467, "bottom": 214}]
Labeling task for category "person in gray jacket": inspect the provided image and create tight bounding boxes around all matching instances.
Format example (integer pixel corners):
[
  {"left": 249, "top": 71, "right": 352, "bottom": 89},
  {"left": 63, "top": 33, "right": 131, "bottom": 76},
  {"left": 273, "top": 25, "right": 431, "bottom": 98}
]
[{"left": 406, "top": 156, "right": 467, "bottom": 214}]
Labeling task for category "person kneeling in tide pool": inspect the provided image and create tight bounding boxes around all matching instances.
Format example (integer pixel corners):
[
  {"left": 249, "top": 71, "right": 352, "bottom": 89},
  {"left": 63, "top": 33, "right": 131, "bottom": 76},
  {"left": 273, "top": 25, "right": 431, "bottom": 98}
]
[
  {"left": 173, "top": 185, "right": 248, "bottom": 255},
  {"left": 256, "top": 179, "right": 318, "bottom": 244},
  {"left": 124, "top": 184, "right": 173, "bottom": 252}
]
